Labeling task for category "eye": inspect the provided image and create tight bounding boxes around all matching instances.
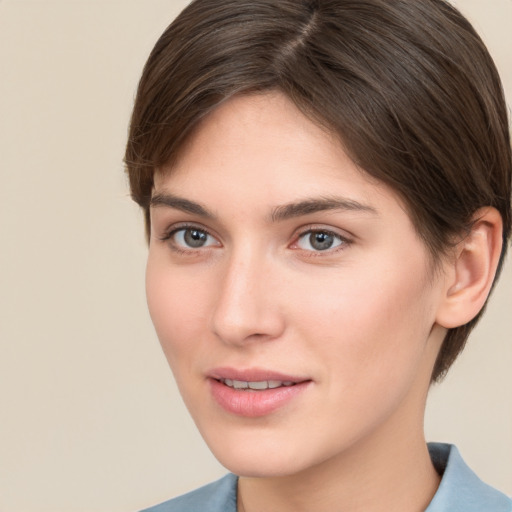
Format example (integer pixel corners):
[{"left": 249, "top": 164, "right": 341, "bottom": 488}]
[
  {"left": 295, "top": 230, "right": 346, "bottom": 252},
  {"left": 170, "top": 227, "right": 219, "bottom": 249}
]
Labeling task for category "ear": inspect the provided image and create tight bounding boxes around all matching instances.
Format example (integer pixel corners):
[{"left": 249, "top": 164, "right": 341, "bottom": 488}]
[{"left": 436, "top": 207, "right": 503, "bottom": 329}]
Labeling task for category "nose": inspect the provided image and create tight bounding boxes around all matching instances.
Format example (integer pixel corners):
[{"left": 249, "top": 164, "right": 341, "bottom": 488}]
[{"left": 210, "top": 249, "right": 286, "bottom": 346}]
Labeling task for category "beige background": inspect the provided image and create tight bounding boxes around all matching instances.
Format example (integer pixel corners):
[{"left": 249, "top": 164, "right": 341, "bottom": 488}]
[{"left": 0, "top": 1, "right": 510, "bottom": 511}]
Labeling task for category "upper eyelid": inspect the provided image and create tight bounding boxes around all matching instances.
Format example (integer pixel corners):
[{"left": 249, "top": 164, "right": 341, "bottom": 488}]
[
  {"left": 161, "top": 222, "right": 216, "bottom": 239},
  {"left": 293, "top": 230, "right": 347, "bottom": 245},
  {"left": 293, "top": 224, "right": 354, "bottom": 241}
]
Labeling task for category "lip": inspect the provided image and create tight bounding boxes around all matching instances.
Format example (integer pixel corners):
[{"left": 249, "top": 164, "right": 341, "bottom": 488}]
[
  {"left": 208, "top": 367, "right": 312, "bottom": 418},
  {"left": 209, "top": 367, "right": 309, "bottom": 383}
]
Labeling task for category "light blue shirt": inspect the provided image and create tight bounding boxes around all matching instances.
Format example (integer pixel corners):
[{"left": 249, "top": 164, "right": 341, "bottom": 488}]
[{"left": 141, "top": 444, "right": 512, "bottom": 511}]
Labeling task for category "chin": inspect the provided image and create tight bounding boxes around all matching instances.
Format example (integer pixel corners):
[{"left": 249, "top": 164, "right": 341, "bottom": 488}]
[
  {"left": 199, "top": 428, "right": 324, "bottom": 478},
  {"left": 216, "top": 452, "right": 305, "bottom": 478}
]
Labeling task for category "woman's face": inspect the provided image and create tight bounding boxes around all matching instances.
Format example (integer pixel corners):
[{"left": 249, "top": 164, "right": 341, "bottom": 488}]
[{"left": 146, "top": 92, "right": 449, "bottom": 477}]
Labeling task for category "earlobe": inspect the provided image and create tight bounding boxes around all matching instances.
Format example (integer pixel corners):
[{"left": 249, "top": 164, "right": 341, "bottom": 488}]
[{"left": 436, "top": 207, "right": 503, "bottom": 329}]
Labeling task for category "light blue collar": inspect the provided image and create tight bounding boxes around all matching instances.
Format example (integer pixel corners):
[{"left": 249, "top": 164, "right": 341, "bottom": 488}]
[{"left": 426, "top": 443, "right": 511, "bottom": 511}]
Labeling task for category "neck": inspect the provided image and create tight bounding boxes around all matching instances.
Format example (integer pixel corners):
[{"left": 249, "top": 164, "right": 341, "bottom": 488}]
[
  {"left": 238, "top": 426, "right": 439, "bottom": 512},
  {"left": 237, "top": 365, "right": 442, "bottom": 512}
]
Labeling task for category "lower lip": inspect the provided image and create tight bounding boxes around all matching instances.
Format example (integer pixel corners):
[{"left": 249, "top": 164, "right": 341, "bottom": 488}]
[{"left": 209, "top": 379, "right": 311, "bottom": 417}]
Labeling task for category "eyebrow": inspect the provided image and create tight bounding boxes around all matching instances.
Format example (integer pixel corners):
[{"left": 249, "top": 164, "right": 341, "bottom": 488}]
[
  {"left": 150, "top": 193, "right": 216, "bottom": 219},
  {"left": 149, "top": 193, "right": 378, "bottom": 222},
  {"left": 271, "top": 196, "right": 378, "bottom": 222}
]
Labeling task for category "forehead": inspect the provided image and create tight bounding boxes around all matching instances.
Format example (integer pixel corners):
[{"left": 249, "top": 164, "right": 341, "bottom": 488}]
[
  {"left": 153, "top": 92, "right": 426, "bottom": 241},
  {"left": 155, "top": 92, "right": 385, "bottom": 200},
  {"left": 161, "top": 92, "right": 342, "bottom": 174}
]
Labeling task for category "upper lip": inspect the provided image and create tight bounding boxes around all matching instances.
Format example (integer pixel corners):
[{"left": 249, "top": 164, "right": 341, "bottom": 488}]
[{"left": 208, "top": 367, "right": 311, "bottom": 383}]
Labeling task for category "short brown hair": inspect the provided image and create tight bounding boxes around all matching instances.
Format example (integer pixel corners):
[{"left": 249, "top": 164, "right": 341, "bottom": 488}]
[{"left": 124, "top": 0, "right": 511, "bottom": 382}]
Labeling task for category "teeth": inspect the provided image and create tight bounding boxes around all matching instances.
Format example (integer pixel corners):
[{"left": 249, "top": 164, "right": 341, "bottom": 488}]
[
  {"left": 232, "top": 380, "right": 249, "bottom": 389},
  {"left": 248, "top": 381, "right": 268, "bottom": 390},
  {"left": 221, "top": 379, "right": 295, "bottom": 390}
]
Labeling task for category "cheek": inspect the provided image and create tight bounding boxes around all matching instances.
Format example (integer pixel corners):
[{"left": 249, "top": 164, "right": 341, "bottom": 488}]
[
  {"left": 293, "top": 255, "right": 436, "bottom": 391},
  {"left": 145, "top": 255, "right": 211, "bottom": 370}
]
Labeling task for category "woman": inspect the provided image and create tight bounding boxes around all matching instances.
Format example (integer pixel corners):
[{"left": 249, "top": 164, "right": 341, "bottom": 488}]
[{"left": 125, "top": 0, "right": 512, "bottom": 510}]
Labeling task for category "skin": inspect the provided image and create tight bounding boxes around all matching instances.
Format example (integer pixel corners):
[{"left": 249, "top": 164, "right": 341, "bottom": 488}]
[{"left": 145, "top": 91, "right": 486, "bottom": 511}]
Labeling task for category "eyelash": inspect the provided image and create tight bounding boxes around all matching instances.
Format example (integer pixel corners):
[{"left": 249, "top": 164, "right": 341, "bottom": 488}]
[
  {"left": 159, "top": 223, "right": 352, "bottom": 256},
  {"left": 159, "top": 223, "right": 218, "bottom": 255},
  {"left": 292, "top": 227, "right": 351, "bottom": 256}
]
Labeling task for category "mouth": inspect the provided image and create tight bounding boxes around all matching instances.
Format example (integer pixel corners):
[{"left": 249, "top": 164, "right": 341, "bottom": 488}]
[
  {"left": 208, "top": 368, "right": 312, "bottom": 417},
  {"left": 217, "top": 379, "right": 298, "bottom": 390}
]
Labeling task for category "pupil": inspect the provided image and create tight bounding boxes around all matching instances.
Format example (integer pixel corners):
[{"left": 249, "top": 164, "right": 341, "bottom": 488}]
[
  {"left": 184, "top": 229, "right": 207, "bottom": 247},
  {"left": 310, "top": 232, "right": 333, "bottom": 250}
]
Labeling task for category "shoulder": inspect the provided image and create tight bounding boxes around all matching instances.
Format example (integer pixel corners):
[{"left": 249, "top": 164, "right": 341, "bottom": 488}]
[
  {"left": 427, "top": 443, "right": 512, "bottom": 512},
  {"left": 139, "top": 473, "right": 238, "bottom": 512}
]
